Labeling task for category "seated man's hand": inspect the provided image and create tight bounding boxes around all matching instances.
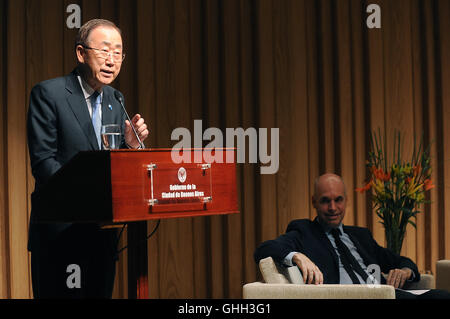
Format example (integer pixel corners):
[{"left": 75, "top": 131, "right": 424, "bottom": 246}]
[
  {"left": 385, "top": 268, "right": 412, "bottom": 288},
  {"left": 292, "top": 252, "right": 323, "bottom": 285}
]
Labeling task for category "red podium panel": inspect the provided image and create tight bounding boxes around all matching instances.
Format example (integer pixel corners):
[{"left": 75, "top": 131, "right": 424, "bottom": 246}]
[
  {"left": 110, "top": 148, "right": 238, "bottom": 222},
  {"left": 34, "top": 148, "right": 238, "bottom": 223}
]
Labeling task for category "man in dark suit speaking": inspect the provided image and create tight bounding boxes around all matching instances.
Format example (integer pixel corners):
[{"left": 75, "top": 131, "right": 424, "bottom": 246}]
[
  {"left": 27, "top": 19, "right": 149, "bottom": 298},
  {"left": 254, "top": 173, "right": 450, "bottom": 299}
]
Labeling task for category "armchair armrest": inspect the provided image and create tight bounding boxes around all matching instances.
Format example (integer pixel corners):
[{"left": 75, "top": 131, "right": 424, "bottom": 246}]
[
  {"left": 436, "top": 260, "right": 450, "bottom": 292},
  {"left": 258, "top": 256, "right": 304, "bottom": 284},
  {"left": 243, "top": 282, "right": 395, "bottom": 299},
  {"left": 403, "top": 273, "right": 435, "bottom": 290}
]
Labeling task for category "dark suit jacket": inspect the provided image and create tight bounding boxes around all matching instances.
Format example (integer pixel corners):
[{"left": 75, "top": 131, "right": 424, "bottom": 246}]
[
  {"left": 27, "top": 69, "right": 127, "bottom": 252},
  {"left": 254, "top": 218, "right": 420, "bottom": 284}
]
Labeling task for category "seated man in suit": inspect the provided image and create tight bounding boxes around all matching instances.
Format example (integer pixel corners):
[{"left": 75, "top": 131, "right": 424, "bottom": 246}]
[
  {"left": 254, "top": 173, "right": 450, "bottom": 299},
  {"left": 27, "top": 19, "right": 149, "bottom": 298}
]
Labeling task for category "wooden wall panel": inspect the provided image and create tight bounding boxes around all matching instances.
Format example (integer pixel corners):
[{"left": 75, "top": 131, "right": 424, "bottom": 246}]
[
  {"left": 336, "top": 0, "right": 356, "bottom": 226},
  {"left": 273, "top": 0, "right": 291, "bottom": 233},
  {"left": 203, "top": 0, "right": 226, "bottom": 298},
  {"left": 135, "top": 0, "right": 158, "bottom": 299},
  {"left": 366, "top": 0, "right": 386, "bottom": 247},
  {"left": 305, "top": 0, "right": 320, "bottom": 220},
  {"left": 318, "top": 0, "right": 336, "bottom": 173},
  {"left": 1, "top": 0, "right": 450, "bottom": 298},
  {"left": 350, "top": 0, "right": 368, "bottom": 228},
  {"left": 437, "top": 0, "right": 450, "bottom": 260},
  {"left": 410, "top": 0, "right": 425, "bottom": 272},
  {"left": 222, "top": 0, "right": 244, "bottom": 298},
  {"left": 6, "top": 0, "right": 30, "bottom": 298},
  {"left": 383, "top": 0, "right": 416, "bottom": 260},
  {"left": 239, "top": 0, "right": 258, "bottom": 287},
  {"left": 188, "top": 0, "right": 210, "bottom": 298},
  {"left": 284, "top": 0, "right": 310, "bottom": 227},
  {"left": 0, "top": 0, "right": 9, "bottom": 298},
  {"left": 255, "top": 0, "right": 278, "bottom": 245},
  {"left": 419, "top": 0, "right": 439, "bottom": 272}
]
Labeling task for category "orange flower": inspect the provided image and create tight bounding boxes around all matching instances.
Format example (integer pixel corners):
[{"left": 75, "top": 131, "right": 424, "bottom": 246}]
[
  {"left": 372, "top": 167, "right": 391, "bottom": 182},
  {"left": 356, "top": 180, "right": 372, "bottom": 193},
  {"left": 424, "top": 179, "right": 435, "bottom": 191}
]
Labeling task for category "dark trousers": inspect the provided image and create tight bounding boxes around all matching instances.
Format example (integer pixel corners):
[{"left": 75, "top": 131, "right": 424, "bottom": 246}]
[
  {"left": 30, "top": 224, "right": 118, "bottom": 299},
  {"left": 395, "top": 288, "right": 450, "bottom": 299}
]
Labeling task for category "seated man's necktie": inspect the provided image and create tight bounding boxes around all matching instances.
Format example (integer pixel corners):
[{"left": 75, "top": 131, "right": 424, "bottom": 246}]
[{"left": 331, "top": 228, "right": 369, "bottom": 284}]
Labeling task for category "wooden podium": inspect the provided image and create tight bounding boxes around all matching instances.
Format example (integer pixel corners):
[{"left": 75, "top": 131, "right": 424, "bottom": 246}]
[{"left": 33, "top": 148, "right": 239, "bottom": 298}]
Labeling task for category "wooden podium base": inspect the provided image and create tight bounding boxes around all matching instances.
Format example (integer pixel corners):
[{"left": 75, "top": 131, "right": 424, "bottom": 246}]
[{"left": 127, "top": 222, "right": 149, "bottom": 299}]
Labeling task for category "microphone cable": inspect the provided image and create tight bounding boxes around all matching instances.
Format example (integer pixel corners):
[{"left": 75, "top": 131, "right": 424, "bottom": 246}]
[{"left": 116, "top": 219, "right": 161, "bottom": 254}]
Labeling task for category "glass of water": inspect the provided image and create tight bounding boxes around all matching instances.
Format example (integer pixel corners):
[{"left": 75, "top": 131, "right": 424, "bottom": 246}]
[{"left": 101, "top": 124, "right": 121, "bottom": 150}]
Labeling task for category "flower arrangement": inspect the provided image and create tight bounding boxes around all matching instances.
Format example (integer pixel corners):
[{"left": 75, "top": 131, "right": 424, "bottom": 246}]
[{"left": 356, "top": 130, "right": 434, "bottom": 255}]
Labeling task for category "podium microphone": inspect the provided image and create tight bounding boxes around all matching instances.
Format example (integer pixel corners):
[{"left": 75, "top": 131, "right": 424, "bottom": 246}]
[{"left": 114, "top": 91, "right": 144, "bottom": 149}]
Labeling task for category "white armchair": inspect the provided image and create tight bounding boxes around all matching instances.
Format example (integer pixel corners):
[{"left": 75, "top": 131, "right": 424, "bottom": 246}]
[{"left": 243, "top": 257, "right": 437, "bottom": 299}]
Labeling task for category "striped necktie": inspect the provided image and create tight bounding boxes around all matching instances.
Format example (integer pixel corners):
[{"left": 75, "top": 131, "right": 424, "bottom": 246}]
[{"left": 331, "top": 228, "right": 369, "bottom": 284}]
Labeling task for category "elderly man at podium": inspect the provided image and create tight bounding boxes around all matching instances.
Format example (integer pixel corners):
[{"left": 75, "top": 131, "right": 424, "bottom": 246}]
[{"left": 27, "top": 19, "right": 148, "bottom": 298}]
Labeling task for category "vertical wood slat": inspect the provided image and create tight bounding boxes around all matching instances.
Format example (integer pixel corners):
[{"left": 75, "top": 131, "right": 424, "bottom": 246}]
[
  {"left": 335, "top": 0, "right": 356, "bottom": 226},
  {"left": 350, "top": 0, "right": 368, "bottom": 228},
  {"left": 273, "top": 0, "right": 290, "bottom": 236},
  {"left": 81, "top": 0, "right": 100, "bottom": 25},
  {"left": 382, "top": 0, "right": 417, "bottom": 260},
  {"left": 7, "top": 0, "right": 29, "bottom": 298},
  {"left": 239, "top": 0, "right": 258, "bottom": 285},
  {"left": 366, "top": 0, "right": 386, "bottom": 247},
  {"left": 0, "top": 0, "right": 10, "bottom": 299},
  {"left": 419, "top": 0, "right": 439, "bottom": 273},
  {"left": 437, "top": 0, "right": 450, "bottom": 260},
  {"left": 173, "top": 0, "right": 196, "bottom": 298},
  {"left": 204, "top": 0, "right": 225, "bottom": 298},
  {"left": 100, "top": 0, "right": 117, "bottom": 22},
  {"left": 318, "top": 0, "right": 336, "bottom": 173},
  {"left": 256, "top": 0, "right": 278, "bottom": 244},
  {"left": 188, "top": 0, "right": 209, "bottom": 298},
  {"left": 221, "top": 0, "right": 243, "bottom": 298},
  {"left": 410, "top": 0, "right": 426, "bottom": 272},
  {"left": 134, "top": 0, "right": 156, "bottom": 299},
  {"left": 427, "top": 0, "right": 442, "bottom": 272},
  {"left": 305, "top": 0, "right": 320, "bottom": 219},
  {"left": 286, "top": 0, "right": 310, "bottom": 228}
]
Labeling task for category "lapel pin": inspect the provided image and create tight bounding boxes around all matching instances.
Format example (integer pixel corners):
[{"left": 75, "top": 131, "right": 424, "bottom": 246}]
[{"left": 108, "top": 104, "right": 112, "bottom": 110}]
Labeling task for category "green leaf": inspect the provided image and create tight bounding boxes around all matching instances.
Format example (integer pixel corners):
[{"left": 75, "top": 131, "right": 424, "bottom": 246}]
[{"left": 408, "top": 220, "right": 417, "bottom": 228}]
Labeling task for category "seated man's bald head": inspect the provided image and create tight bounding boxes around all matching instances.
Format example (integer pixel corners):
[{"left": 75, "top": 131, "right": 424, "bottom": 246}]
[
  {"left": 313, "top": 173, "right": 347, "bottom": 199},
  {"left": 312, "top": 173, "right": 347, "bottom": 228}
]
